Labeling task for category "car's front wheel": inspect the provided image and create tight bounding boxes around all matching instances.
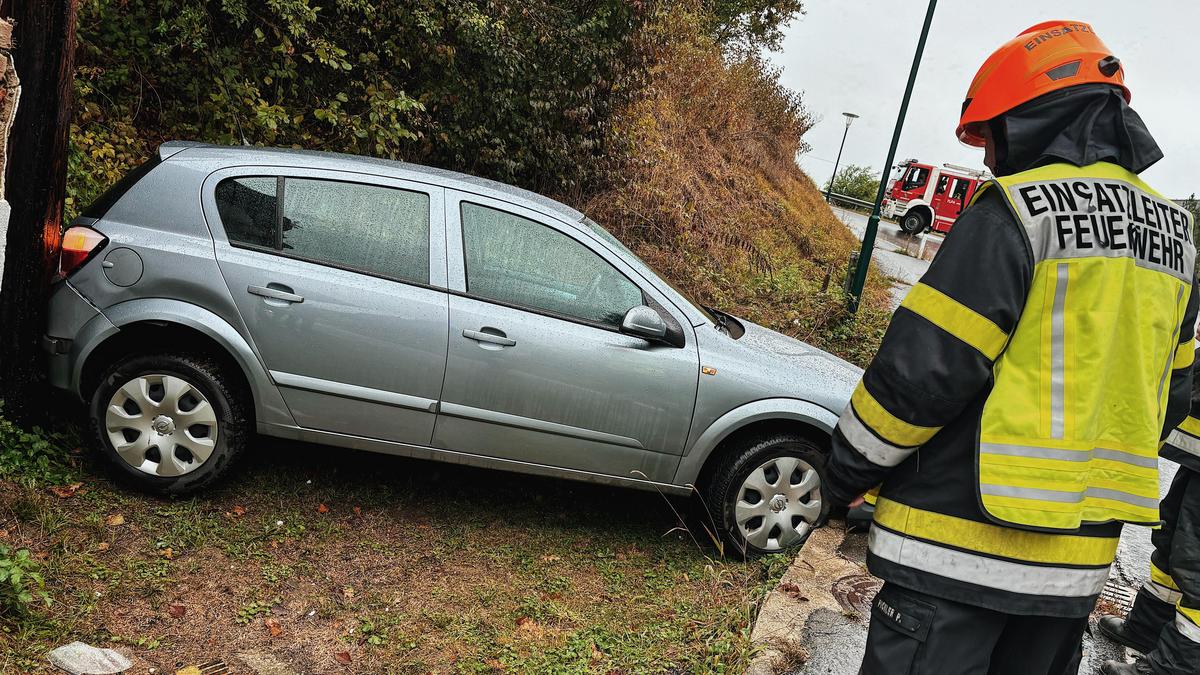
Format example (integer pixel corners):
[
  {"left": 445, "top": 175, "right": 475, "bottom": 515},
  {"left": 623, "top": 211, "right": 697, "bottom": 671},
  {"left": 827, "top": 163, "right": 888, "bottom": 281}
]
[
  {"left": 900, "top": 210, "right": 929, "bottom": 234},
  {"left": 702, "top": 432, "right": 828, "bottom": 558},
  {"left": 90, "top": 353, "right": 248, "bottom": 495}
]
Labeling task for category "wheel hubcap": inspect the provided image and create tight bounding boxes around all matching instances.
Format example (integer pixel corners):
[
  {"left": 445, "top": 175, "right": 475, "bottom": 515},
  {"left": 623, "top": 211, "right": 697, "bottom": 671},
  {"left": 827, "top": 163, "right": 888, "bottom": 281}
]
[
  {"left": 105, "top": 374, "right": 218, "bottom": 477},
  {"left": 734, "top": 455, "right": 822, "bottom": 551}
]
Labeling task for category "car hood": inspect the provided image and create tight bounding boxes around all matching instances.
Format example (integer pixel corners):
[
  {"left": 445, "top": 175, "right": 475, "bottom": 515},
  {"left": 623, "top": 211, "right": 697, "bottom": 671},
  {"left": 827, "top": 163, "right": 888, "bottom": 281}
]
[{"left": 728, "top": 318, "right": 863, "bottom": 414}]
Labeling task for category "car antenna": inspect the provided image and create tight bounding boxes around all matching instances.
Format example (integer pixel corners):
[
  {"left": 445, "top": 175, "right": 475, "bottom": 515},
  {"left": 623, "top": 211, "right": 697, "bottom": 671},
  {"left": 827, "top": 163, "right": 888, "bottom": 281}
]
[{"left": 231, "top": 109, "right": 250, "bottom": 147}]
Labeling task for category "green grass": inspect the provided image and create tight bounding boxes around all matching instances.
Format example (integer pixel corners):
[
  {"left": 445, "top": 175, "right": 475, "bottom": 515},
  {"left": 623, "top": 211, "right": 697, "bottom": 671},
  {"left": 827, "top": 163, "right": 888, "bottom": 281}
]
[{"left": 0, "top": 411, "right": 788, "bottom": 673}]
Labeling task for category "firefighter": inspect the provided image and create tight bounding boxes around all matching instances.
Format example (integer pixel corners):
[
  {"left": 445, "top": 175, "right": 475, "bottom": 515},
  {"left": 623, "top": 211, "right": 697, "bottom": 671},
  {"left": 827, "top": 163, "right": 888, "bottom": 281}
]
[
  {"left": 1096, "top": 333, "right": 1200, "bottom": 675},
  {"left": 822, "top": 20, "right": 1198, "bottom": 674}
]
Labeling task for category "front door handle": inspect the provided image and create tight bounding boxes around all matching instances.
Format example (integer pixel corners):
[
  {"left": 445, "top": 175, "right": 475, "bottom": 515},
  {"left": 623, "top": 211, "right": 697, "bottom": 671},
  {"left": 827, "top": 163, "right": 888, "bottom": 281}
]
[
  {"left": 248, "top": 284, "right": 304, "bottom": 304},
  {"left": 463, "top": 329, "right": 516, "bottom": 347}
]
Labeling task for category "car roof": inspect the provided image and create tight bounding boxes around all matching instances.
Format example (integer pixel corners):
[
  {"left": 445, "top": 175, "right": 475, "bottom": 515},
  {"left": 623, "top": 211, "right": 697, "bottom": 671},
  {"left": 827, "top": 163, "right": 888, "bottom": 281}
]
[{"left": 159, "top": 141, "right": 585, "bottom": 223}]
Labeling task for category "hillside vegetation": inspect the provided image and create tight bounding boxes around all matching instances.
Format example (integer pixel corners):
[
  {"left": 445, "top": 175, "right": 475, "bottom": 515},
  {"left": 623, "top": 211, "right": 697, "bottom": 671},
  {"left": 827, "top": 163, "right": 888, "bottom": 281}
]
[
  {"left": 69, "top": 0, "right": 889, "bottom": 361},
  {"left": 581, "top": 11, "right": 890, "bottom": 363}
]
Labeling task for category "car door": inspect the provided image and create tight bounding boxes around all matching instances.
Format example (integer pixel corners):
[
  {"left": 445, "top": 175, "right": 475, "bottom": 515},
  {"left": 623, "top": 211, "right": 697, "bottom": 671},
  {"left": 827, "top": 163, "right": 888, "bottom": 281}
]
[
  {"left": 434, "top": 192, "right": 699, "bottom": 483},
  {"left": 203, "top": 168, "right": 450, "bottom": 446}
]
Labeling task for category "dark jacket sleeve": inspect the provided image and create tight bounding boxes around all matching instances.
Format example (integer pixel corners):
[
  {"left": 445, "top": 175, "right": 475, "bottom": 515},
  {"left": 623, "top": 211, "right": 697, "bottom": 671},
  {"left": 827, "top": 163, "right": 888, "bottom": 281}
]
[
  {"left": 823, "top": 188, "right": 1033, "bottom": 506},
  {"left": 1162, "top": 286, "right": 1199, "bottom": 440}
]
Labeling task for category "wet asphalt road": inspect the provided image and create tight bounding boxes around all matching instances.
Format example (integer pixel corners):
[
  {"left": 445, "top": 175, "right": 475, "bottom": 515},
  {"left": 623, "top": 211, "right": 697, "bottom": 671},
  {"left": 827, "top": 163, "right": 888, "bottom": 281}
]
[{"left": 833, "top": 207, "right": 942, "bottom": 309}]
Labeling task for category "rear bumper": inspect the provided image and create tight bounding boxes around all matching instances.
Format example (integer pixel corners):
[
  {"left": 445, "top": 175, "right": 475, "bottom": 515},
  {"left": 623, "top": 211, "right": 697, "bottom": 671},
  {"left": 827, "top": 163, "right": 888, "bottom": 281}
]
[
  {"left": 43, "top": 337, "right": 73, "bottom": 391},
  {"left": 44, "top": 280, "right": 105, "bottom": 395}
]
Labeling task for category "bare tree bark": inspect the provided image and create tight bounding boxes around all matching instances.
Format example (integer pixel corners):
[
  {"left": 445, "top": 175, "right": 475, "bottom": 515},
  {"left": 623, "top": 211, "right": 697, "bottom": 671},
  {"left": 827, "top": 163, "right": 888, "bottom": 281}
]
[
  {"left": 0, "top": 0, "right": 78, "bottom": 419},
  {"left": 0, "top": 19, "right": 17, "bottom": 300}
]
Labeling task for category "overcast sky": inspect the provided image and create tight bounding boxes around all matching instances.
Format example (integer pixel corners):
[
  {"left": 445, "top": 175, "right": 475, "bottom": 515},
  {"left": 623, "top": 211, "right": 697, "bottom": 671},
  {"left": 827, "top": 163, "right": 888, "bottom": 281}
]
[{"left": 768, "top": 2, "right": 1200, "bottom": 198}]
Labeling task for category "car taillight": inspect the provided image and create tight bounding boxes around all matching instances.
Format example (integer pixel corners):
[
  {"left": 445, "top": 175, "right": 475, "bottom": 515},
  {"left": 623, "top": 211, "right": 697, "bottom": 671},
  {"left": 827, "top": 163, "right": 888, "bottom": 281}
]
[{"left": 58, "top": 226, "right": 108, "bottom": 278}]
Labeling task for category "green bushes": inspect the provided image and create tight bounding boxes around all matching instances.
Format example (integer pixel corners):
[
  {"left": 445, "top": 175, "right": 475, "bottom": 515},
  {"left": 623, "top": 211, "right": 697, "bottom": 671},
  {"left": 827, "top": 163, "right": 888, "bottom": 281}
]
[
  {"left": 0, "top": 405, "right": 62, "bottom": 615},
  {"left": 0, "top": 545, "right": 49, "bottom": 614},
  {"left": 0, "top": 403, "right": 75, "bottom": 486},
  {"left": 74, "top": 0, "right": 646, "bottom": 194}
]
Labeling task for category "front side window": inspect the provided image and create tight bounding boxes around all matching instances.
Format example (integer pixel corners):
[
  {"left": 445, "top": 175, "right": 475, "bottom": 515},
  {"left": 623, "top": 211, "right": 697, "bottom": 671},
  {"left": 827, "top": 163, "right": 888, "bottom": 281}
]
[
  {"left": 215, "top": 176, "right": 430, "bottom": 284},
  {"left": 282, "top": 179, "right": 430, "bottom": 284},
  {"left": 902, "top": 167, "right": 929, "bottom": 191},
  {"left": 461, "top": 203, "right": 643, "bottom": 327}
]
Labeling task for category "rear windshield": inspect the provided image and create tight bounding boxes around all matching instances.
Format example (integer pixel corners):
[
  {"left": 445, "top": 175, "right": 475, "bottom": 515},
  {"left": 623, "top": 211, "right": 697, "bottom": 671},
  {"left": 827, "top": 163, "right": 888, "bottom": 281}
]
[{"left": 80, "top": 154, "right": 163, "bottom": 220}]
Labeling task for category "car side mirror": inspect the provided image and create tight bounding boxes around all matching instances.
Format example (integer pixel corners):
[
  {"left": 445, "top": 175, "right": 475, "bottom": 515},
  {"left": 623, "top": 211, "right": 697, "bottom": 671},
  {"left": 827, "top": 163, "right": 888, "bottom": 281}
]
[{"left": 620, "top": 305, "right": 668, "bottom": 342}]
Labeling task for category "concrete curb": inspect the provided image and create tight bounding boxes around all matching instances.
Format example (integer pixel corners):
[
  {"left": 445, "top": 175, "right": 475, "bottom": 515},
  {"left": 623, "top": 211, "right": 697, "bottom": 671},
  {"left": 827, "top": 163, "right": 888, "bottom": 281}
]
[{"left": 747, "top": 522, "right": 870, "bottom": 675}]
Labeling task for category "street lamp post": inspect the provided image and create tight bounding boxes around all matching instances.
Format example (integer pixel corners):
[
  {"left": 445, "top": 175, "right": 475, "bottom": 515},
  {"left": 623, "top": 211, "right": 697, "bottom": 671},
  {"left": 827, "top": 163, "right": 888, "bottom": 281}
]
[
  {"left": 824, "top": 112, "right": 859, "bottom": 202},
  {"left": 847, "top": 0, "right": 937, "bottom": 312}
]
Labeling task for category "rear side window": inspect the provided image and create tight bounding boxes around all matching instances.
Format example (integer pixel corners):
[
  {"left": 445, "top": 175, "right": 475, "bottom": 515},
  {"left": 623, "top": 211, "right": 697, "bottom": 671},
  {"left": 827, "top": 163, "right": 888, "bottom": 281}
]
[
  {"left": 282, "top": 179, "right": 430, "bottom": 284},
  {"left": 215, "top": 177, "right": 277, "bottom": 248},
  {"left": 81, "top": 155, "right": 163, "bottom": 219},
  {"left": 214, "top": 176, "right": 430, "bottom": 285}
]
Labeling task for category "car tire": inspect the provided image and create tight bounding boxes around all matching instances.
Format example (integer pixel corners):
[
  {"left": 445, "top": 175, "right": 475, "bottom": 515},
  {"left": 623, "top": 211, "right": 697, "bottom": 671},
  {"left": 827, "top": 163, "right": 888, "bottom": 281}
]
[
  {"left": 900, "top": 210, "right": 929, "bottom": 234},
  {"left": 702, "top": 432, "right": 829, "bottom": 559},
  {"left": 90, "top": 353, "right": 248, "bottom": 495}
]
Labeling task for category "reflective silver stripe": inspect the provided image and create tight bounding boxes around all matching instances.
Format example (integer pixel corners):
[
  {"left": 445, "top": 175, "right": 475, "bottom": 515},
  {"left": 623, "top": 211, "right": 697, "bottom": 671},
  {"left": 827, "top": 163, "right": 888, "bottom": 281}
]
[
  {"left": 1087, "top": 487, "right": 1159, "bottom": 509},
  {"left": 1177, "top": 612, "right": 1200, "bottom": 643},
  {"left": 982, "top": 442, "right": 1090, "bottom": 462},
  {"left": 1093, "top": 449, "right": 1160, "bottom": 469},
  {"left": 1158, "top": 285, "right": 1186, "bottom": 403},
  {"left": 1050, "top": 262, "right": 1069, "bottom": 439},
  {"left": 980, "top": 443, "right": 1158, "bottom": 468},
  {"left": 982, "top": 483, "right": 1083, "bottom": 503},
  {"left": 980, "top": 484, "right": 1159, "bottom": 510},
  {"left": 837, "top": 404, "right": 917, "bottom": 468},
  {"left": 868, "top": 526, "right": 1110, "bottom": 598},
  {"left": 1144, "top": 579, "right": 1183, "bottom": 604},
  {"left": 1166, "top": 429, "right": 1200, "bottom": 457}
]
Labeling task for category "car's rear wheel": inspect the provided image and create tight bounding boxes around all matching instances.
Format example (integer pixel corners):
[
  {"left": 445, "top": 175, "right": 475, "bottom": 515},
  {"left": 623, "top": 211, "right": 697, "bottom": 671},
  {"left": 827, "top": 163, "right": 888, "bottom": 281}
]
[
  {"left": 90, "top": 354, "right": 247, "bottom": 495},
  {"left": 702, "top": 432, "right": 828, "bottom": 558}
]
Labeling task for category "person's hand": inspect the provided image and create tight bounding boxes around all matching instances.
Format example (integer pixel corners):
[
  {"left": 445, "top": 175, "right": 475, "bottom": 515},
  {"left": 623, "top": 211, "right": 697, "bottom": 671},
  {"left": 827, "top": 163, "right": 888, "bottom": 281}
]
[{"left": 848, "top": 494, "right": 866, "bottom": 508}]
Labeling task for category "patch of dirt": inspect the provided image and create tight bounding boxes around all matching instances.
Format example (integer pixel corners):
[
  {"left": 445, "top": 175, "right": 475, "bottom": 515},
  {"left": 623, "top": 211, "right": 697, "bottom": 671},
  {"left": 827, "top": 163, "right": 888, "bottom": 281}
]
[{"left": 0, "top": 435, "right": 782, "bottom": 673}]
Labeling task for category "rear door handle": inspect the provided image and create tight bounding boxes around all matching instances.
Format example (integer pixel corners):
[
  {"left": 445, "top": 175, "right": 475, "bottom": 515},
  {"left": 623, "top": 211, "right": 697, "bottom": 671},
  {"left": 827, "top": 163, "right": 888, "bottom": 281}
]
[
  {"left": 248, "top": 284, "right": 304, "bottom": 304},
  {"left": 462, "top": 329, "right": 516, "bottom": 347}
]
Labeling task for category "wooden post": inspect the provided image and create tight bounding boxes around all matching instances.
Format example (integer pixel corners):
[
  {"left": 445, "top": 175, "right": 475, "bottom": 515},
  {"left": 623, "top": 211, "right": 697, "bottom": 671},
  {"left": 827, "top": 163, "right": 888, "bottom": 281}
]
[{"left": 0, "top": 0, "right": 78, "bottom": 417}]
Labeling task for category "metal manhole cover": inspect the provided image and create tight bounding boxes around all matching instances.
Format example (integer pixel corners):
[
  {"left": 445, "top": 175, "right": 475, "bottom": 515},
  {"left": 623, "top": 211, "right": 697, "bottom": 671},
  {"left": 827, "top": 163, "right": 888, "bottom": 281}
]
[{"left": 832, "top": 573, "right": 882, "bottom": 616}]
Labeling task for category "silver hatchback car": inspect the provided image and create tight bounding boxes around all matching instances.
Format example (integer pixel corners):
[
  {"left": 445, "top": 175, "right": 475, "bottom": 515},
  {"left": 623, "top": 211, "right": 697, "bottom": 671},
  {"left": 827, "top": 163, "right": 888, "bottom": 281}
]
[{"left": 45, "top": 142, "right": 861, "bottom": 555}]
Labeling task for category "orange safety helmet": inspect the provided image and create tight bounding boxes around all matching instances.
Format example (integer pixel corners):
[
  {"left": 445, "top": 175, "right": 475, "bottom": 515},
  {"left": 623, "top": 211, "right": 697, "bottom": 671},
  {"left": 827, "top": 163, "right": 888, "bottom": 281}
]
[{"left": 957, "top": 20, "right": 1130, "bottom": 146}]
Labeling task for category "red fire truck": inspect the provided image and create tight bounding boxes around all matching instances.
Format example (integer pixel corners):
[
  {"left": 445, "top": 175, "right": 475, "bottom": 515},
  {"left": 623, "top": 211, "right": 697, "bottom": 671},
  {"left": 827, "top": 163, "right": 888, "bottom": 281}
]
[{"left": 882, "top": 160, "right": 991, "bottom": 235}]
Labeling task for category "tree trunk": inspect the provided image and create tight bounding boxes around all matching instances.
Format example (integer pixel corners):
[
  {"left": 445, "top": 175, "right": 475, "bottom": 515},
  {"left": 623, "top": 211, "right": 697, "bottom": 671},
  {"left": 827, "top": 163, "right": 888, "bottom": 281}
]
[{"left": 0, "top": 0, "right": 77, "bottom": 419}]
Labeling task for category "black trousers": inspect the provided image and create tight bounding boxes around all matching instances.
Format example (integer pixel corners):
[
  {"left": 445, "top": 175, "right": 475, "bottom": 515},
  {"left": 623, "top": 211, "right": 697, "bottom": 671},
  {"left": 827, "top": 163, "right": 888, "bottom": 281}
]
[
  {"left": 1122, "top": 468, "right": 1200, "bottom": 675},
  {"left": 859, "top": 583, "right": 1086, "bottom": 675}
]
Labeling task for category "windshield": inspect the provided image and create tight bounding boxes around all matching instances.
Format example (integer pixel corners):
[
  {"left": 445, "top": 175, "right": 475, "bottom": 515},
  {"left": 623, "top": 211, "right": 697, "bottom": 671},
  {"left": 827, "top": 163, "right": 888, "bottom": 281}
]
[{"left": 581, "top": 217, "right": 720, "bottom": 325}]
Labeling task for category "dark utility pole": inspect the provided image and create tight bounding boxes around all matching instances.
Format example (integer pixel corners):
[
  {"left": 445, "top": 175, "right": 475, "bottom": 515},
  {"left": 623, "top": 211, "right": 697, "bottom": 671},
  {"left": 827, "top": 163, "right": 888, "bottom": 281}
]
[
  {"left": 0, "top": 0, "right": 79, "bottom": 417},
  {"left": 847, "top": 0, "right": 937, "bottom": 312},
  {"left": 824, "top": 112, "right": 859, "bottom": 202}
]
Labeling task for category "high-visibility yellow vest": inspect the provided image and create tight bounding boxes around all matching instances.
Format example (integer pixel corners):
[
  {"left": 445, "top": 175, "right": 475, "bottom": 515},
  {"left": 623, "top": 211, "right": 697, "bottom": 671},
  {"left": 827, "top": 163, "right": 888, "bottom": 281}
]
[{"left": 977, "top": 162, "right": 1195, "bottom": 530}]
